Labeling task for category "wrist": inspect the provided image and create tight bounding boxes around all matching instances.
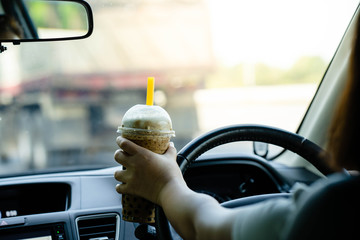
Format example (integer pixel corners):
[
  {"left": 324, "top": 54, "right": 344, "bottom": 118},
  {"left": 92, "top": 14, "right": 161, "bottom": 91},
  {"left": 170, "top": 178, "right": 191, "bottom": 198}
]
[{"left": 157, "top": 178, "right": 188, "bottom": 206}]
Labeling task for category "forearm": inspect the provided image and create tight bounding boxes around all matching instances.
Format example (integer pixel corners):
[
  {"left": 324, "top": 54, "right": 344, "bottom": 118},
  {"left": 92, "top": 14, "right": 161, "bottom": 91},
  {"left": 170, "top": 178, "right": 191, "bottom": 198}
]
[
  {"left": 159, "top": 179, "right": 235, "bottom": 240},
  {"left": 114, "top": 139, "right": 236, "bottom": 239}
]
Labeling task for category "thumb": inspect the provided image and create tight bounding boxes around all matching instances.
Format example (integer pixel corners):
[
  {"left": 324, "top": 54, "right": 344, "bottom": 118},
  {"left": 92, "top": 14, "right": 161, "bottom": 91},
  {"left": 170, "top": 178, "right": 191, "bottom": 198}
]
[{"left": 165, "top": 142, "right": 177, "bottom": 159}]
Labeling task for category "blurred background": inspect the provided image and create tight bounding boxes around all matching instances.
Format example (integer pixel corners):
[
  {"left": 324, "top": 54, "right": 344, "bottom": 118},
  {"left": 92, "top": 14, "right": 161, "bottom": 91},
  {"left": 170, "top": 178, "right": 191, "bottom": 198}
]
[{"left": 0, "top": 0, "right": 358, "bottom": 174}]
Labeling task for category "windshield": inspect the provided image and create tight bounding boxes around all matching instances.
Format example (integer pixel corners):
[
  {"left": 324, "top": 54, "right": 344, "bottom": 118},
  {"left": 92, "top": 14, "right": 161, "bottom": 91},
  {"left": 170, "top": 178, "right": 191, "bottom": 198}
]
[{"left": 0, "top": 0, "right": 358, "bottom": 176}]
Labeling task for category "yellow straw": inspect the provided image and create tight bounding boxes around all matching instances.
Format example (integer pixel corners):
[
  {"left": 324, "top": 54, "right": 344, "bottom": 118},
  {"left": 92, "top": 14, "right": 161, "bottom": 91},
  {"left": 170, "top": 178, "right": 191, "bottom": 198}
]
[{"left": 146, "top": 77, "right": 155, "bottom": 106}]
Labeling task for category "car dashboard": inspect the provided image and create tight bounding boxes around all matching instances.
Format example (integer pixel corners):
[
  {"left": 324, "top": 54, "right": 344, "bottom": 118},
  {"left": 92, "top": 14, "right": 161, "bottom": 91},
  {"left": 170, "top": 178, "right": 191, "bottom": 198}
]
[{"left": 0, "top": 153, "right": 321, "bottom": 240}]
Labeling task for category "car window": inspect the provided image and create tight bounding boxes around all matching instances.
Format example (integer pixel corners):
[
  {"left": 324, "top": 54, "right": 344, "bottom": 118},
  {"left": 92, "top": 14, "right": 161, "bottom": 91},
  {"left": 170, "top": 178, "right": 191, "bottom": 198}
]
[{"left": 0, "top": 0, "right": 358, "bottom": 176}]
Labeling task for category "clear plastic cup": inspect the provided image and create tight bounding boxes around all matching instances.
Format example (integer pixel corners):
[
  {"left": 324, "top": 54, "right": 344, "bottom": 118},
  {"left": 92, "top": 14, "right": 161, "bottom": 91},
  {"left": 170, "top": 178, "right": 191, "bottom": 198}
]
[{"left": 117, "top": 104, "right": 175, "bottom": 223}]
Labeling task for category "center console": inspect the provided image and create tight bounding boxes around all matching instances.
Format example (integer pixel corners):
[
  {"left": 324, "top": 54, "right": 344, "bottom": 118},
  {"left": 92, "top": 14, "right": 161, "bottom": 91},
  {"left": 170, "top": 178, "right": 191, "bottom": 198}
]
[{"left": 0, "top": 222, "right": 66, "bottom": 240}]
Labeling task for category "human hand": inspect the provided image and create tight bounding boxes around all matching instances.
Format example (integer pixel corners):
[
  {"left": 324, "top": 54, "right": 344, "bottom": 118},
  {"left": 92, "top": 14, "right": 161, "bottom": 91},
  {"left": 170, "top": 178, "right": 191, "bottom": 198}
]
[{"left": 114, "top": 136, "right": 184, "bottom": 205}]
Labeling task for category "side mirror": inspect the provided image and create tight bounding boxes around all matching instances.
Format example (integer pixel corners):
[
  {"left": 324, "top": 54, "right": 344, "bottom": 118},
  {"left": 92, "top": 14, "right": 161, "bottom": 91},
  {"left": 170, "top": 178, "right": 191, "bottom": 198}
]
[{"left": 0, "top": 0, "right": 93, "bottom": 44}]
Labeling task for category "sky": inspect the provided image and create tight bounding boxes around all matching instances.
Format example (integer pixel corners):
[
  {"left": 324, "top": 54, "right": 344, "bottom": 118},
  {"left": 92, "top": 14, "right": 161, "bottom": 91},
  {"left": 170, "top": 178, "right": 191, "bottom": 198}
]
[{"left": 207, "top": 0, "right": 359, "bottom": 68}]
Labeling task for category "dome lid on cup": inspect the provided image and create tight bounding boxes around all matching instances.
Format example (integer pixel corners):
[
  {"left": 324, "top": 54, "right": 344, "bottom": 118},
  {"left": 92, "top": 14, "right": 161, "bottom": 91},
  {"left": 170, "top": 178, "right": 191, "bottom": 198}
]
[{"left": 117, "top": 104, "right": 175, "bottom": 136}]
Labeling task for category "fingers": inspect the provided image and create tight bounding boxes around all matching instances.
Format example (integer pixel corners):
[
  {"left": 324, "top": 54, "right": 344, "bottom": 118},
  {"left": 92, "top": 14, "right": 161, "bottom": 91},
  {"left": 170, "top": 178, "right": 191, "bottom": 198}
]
[
  {"left": 114, "top": 138, "right": 148, "bottom": 168},
  {"left": 114, "top": 169, "right": 128, "bottom": 182},
  {"left": 114, "top": 171, "right": 131, "bottom": 195},
  {"left": 115, "top": 183, "right": 127, "bottom": 194},
  {"left": 116, "top": 136, "right": 141, "bottom": 155},
  {"left": 114, "top": 140, "right": 179, "bottom": 202},
  {"left": 114, "top": 149, "right": 130, "bottom": 167}
]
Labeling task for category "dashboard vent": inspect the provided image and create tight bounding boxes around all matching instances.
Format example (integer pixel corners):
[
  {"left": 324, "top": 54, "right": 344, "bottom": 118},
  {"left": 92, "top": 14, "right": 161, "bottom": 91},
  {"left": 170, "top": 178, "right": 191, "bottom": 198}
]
[{"left": 76, "top": 213, "right": 119, "bottom": 240}]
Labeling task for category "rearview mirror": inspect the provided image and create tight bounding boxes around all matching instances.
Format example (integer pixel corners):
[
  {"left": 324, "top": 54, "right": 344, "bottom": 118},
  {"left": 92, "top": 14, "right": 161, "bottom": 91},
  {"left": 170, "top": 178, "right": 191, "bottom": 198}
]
[{"left": 0, "top": 0, "right": 93, "bottom": 43}]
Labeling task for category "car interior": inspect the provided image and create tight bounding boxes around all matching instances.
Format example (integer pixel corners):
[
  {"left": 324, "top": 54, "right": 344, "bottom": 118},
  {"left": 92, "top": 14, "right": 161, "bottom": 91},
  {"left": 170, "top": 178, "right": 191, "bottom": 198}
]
[{"left": 0, "top": 0, "right": 359, "bottom": 239}]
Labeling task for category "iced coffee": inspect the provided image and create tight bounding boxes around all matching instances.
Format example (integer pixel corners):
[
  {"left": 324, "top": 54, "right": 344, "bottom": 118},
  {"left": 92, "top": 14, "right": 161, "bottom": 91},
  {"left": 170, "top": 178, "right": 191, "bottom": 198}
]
[
  {"left": 119, "top": 104, "right": 175, "bottom": 154},
  {"left": 117, "top": 77, "right": 175, "bottom": 223}
]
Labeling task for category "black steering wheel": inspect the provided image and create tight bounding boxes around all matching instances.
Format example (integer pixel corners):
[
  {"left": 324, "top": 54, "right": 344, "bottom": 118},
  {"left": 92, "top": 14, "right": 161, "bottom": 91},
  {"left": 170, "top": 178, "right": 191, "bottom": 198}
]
[{"left": 155, "top": 124, "right": 334, "bottom": 240}]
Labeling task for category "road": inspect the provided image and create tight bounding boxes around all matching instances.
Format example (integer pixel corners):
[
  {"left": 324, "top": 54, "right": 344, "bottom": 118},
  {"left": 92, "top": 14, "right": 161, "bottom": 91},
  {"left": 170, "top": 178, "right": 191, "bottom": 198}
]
[{"left": 193, "top": 84, "right": 317, "bottom": 136}]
